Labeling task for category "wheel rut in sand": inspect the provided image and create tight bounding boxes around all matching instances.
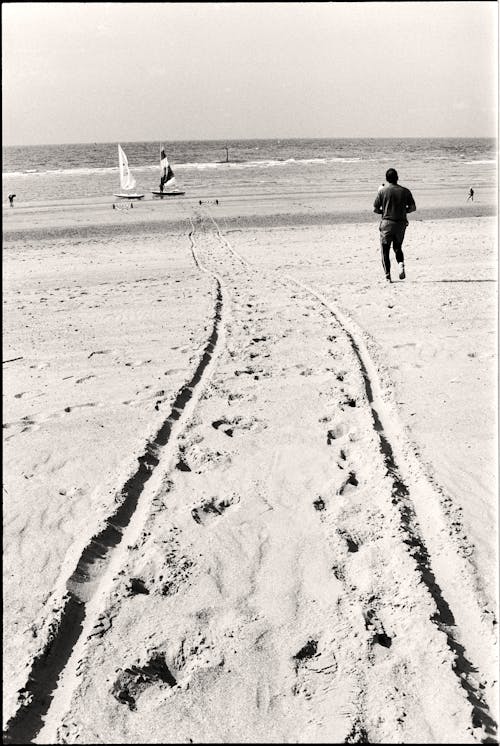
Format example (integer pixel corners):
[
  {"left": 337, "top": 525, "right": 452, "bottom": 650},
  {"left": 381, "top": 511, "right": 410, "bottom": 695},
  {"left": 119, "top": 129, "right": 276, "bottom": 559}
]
[
  {"left": 7, "top": 210, "right": 496, "bottom": 744},
  {"left": 145, "top": 212, "right": 496, "bottom": 742},
  {"left": 3, "top": 228, "right": 225, "bottom": 745},
  {"left": 175, "top": 211, "right": 496, "bottom": 741},
  {"left": 289, "top": 278, "right": 497, "bottom": 741}
]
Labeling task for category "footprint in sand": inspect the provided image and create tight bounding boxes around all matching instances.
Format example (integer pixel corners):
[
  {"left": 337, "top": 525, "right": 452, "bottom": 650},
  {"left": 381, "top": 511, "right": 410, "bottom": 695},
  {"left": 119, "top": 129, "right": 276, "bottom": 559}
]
[
  {"left": 191, "top": 494, "right": 239, "bottom": 526},
  {"left": 178, "top": 444, "right": 231, "bottom": 474},
  {"left": 363, "top": 608, "right": 393, "bottom": 649},
  {"left": 337, "top": 471, "right": 359, "bottom": 495},
  {"left": 111, "top": 653, "right": 177, "bottom": 711},
  {"left": 234, "top": 367, "right": 269, "bottom": 380},
  {"left": 313, "top": 497, "right": 326, "bottom": 512},
  {"left": 326, "top": 425, "right": 346, "bottom": 444},
  {"left": 340, "top": 396, "right": 357, "bottom": 410},
  {"left": 339, "top": 530, "right": 360, "bottom": 554},
  {"left": 228, "top": 393, "right": 244, "bottom": 402},
  {"left": 211, "top": 415, "right": 263, "bottom": 438},
  {"left": 292, "top": 639, "right": 338, "bottom": 698}
]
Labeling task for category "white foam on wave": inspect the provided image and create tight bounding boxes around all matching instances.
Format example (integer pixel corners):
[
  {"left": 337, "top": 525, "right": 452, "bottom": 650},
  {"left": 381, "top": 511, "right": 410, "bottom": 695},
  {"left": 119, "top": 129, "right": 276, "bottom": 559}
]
[
  {"left": 183, "top": 156, "right": 362, "bottom": 170},
  {"left": 3, "top": 156, "right": 365, "bottom": 178},
  {"left": 2, "top": 164, "right": 159, "bottom": 178},
  {"left": 463, "top": 160, "right": 496, "bottom": 165}
]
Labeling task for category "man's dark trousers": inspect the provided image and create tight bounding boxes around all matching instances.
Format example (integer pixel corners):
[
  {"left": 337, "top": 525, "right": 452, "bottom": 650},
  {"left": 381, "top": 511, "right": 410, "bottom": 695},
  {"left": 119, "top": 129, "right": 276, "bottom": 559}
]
[{"left": 379, "top": 219, "right": 406, "bottom": 277}]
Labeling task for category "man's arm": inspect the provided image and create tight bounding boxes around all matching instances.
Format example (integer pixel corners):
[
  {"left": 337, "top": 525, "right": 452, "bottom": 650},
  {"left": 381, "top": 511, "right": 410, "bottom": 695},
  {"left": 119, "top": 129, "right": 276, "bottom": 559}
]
[
  {"left": 373, "top": 193, "right": 383, "bottom": 214},
  {"left": 406, "top": 189, "right": 416, "bottom": 214}
]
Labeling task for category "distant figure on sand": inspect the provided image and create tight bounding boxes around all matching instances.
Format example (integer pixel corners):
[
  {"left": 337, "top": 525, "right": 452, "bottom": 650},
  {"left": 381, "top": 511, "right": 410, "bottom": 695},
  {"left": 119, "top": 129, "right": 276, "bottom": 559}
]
[
  {"left": 373, "top": 169, "right": 416, "bottom": 283},
  {"left": 467, "top": 187, "right": 474, "bottom": 202},
  {"left": 8, "top": 193, "right": 15, "bottom": 207}
]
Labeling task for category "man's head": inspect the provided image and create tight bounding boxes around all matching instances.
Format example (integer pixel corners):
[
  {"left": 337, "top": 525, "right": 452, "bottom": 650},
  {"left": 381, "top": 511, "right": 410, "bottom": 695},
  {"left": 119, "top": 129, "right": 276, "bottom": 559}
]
[{"left": 386, "top": 168, "right": 398, "bottom": 184}]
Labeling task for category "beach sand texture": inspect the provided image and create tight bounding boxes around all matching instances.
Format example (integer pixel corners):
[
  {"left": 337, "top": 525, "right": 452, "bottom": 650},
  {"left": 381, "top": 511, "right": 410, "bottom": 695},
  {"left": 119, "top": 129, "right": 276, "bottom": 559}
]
[{"left": 3, "top": 197, "right": 498, "bottom": 744}]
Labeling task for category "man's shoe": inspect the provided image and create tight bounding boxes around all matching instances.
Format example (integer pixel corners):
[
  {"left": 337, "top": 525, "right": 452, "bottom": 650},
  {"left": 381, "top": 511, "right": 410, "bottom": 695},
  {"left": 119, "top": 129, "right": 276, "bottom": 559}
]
[
  {"left": 385, "top": 274, "right": 392, "bottom": 283},
  {"left": 398, "top": 263, "right": 406, "bottom": 280}
]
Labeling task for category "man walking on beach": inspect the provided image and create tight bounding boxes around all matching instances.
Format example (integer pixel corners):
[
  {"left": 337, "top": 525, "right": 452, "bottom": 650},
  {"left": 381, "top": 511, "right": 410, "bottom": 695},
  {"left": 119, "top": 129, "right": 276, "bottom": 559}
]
[
  {"left": 373, "top": 169, "right": 416, "bottom": 282},
  {"left": 467, "top": 187, "right": 474, "bottom": 202}
]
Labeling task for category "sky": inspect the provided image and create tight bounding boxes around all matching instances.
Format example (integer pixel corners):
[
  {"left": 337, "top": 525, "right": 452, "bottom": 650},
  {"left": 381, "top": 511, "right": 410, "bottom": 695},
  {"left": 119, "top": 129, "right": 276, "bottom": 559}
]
[{"left": 1, "top": 1, "right": 498, "bottom": 145}]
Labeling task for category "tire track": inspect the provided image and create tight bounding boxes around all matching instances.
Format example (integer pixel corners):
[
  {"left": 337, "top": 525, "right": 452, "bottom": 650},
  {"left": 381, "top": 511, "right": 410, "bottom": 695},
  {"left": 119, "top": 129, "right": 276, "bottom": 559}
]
[
  {"left": 288, "top": 277, "right": 497, "bottom": 742},
  {"left": 170, "top": 211, "right": 498, "bottom": 739},
  {"left": 185, "top": 212, "right": 497, "bottom": 741},
  {"left": 47, "top": 229, "right": 374, "bottom": 741},
  {"left": 182, "top": 212, "right": 497, "bottom": 739},
  {"left": 3, "top": 226, "right": 226, "bottom": 745},
  {"left": 202, "top": 208, "right": 251, "bottom": 268},
  {"left": 9, "top": 211, "right": 495, "bottom": 743}
]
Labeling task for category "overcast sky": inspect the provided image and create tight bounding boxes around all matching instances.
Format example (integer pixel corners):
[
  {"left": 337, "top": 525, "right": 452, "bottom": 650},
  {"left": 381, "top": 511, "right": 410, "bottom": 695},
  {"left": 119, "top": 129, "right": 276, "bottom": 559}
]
[{"left": 2, "top": 2, "right": 497, "bottom": 145}]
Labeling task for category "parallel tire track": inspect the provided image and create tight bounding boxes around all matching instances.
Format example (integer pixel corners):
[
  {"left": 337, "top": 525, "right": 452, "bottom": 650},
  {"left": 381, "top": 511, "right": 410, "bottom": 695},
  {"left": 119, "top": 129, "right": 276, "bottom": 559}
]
[
  {"left": 183, "top": 214, "right": 497, "bottom": 740},
  {"left": 202, "top": 209, "right": 251, "bottom": 268},
  {"left": 185, "top": 212, "right": 497, "bottom": 741},
  {"left": 6, "top": 210, "right": 496, "bottom": 744}
]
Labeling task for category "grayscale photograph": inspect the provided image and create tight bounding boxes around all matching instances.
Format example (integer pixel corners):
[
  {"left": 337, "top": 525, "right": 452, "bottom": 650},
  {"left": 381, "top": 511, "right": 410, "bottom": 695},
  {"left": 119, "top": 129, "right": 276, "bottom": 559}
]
[{"left": 2, "top": 1, "right": 498, "bottom": 743}]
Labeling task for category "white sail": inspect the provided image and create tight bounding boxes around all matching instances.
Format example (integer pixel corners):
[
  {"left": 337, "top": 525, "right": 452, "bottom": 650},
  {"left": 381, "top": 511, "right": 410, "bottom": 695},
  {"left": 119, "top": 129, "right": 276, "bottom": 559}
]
[
  {"left": 160, "top": 144, "right": 176, "bottom": 189},
  {"left": 118, "top": 144, "right": 136, "bottom": 191}
]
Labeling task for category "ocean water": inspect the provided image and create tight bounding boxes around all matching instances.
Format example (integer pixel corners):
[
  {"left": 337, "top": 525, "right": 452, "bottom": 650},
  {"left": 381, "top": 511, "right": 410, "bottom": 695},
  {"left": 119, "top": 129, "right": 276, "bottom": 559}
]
[{"left": 2, "top": 138, "right": 497, "bottom": 206}]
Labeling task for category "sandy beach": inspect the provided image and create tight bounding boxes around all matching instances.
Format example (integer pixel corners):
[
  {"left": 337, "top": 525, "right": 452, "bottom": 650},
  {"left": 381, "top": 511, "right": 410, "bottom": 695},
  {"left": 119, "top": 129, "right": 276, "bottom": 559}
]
[{"left": 3, "top": 195, "right": 497, "bottom": 744}]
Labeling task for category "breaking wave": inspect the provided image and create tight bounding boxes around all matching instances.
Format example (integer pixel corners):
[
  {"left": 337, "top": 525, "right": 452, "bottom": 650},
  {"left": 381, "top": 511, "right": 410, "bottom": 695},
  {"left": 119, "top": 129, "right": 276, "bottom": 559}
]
[{"left": 3, "top": 156, "right": 365, "bottom": 178}]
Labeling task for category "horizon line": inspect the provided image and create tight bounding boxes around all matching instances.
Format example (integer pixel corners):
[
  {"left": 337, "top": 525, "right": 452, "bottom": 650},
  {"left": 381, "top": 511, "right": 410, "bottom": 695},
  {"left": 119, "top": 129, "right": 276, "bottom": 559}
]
[{"left": 3, "top": 135, "right": 497, "bottom": 148}]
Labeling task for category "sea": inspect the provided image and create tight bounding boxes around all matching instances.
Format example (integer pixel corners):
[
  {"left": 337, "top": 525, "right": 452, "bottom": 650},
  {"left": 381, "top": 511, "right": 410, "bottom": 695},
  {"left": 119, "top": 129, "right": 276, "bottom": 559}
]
[{"left": 2, "top": 138, "right": 497, "bottom": 206}]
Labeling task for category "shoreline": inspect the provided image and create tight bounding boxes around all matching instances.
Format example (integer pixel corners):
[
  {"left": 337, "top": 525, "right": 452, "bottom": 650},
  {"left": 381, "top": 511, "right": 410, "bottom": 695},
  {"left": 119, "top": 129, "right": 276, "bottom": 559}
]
[{"left": 3, "top": 201, "right": 496, "bottom": 242}]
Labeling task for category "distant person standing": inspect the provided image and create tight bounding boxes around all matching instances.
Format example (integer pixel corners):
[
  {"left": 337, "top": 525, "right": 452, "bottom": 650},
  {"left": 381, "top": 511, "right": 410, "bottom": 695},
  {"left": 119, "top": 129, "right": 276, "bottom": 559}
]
[
  {"left": 467, "top": 187, "right": 474, "bottom": 202},
  {"left": 8, "top": 193, "right": 16, "bottom": 207},
  {"left": 373, "top": 169, "right": 416, "bottom": 282}
]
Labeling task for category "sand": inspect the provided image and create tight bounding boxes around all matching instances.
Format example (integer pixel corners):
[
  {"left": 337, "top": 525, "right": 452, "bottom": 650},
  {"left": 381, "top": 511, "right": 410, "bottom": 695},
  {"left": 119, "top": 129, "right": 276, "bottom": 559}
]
[{"left": 2, "top": 196, "right": 498, "bottom": 744}]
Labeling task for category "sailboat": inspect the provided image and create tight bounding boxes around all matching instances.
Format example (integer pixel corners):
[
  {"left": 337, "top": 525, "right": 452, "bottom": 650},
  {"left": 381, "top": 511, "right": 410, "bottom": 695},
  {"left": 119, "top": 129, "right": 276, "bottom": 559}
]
[
  {"left": 114, "top": 144, "right": 144, "bottom": 199},
  {"left": 151, "top": 145, "right": 185, "bottom": 197}
]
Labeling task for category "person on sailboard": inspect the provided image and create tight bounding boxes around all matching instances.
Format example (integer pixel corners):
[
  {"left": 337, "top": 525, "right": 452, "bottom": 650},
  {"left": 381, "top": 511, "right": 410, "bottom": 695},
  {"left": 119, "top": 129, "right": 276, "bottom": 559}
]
[{"left": 8, "top": 193, "right": 16, "bottom": 207}]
